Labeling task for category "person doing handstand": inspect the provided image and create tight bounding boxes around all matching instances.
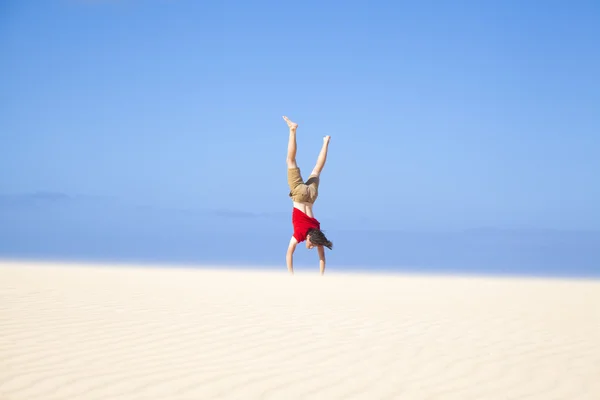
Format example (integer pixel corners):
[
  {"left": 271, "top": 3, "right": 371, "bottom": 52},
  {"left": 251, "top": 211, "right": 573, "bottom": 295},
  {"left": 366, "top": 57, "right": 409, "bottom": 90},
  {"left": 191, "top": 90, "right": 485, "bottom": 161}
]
[{"left": 283, "top": 115, "right": 333, "bottom": 275}]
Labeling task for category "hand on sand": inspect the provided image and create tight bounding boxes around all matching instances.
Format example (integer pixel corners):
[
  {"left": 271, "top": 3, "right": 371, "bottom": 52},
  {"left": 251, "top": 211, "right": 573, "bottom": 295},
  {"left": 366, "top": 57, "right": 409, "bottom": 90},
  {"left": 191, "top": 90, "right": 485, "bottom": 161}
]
[{"left": 283, "top": 116, "right": 298, "bottom": 131}]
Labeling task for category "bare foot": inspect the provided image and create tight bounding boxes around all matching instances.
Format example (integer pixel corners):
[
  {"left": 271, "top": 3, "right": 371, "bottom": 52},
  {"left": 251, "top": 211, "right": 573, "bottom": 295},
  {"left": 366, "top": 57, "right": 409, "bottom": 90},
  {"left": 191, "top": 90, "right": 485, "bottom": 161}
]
[
  {"left": 324, "top": 135, "right": 331, "bottom": 144},
  {"left": 283, "top": 116, "right": 298, "bottom": 131}
]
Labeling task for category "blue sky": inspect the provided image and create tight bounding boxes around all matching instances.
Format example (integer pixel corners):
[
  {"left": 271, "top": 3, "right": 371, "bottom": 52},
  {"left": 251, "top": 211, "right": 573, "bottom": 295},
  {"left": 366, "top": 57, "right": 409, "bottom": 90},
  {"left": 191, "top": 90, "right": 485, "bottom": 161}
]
[{"left": 1, "top": 1, "right": 599, "bottom": 275}]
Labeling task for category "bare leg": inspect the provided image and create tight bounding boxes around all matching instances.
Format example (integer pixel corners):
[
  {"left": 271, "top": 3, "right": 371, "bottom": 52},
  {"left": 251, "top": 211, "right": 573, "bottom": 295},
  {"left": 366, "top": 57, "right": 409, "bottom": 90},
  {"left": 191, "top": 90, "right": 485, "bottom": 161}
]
[
  {"left": 283, "top": 116, "right": 298, "bottom": 168},
  {"left": 311, "top": 135, "right": 330, "bottom": 176}
]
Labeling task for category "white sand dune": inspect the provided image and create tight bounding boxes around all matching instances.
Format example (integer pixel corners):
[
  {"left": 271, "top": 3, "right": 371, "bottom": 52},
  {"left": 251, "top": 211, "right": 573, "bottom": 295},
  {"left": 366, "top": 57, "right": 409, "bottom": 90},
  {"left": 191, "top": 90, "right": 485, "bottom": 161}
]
[{"left": 1, "top": 260, "right": 599, "bottom": 400}]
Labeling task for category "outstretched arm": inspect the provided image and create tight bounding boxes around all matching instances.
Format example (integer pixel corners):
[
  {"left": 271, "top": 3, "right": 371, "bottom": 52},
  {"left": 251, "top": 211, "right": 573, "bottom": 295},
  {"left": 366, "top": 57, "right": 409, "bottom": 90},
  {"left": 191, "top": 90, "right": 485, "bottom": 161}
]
[
  {"left": 318, "top": 245, "right": 326, "bottom": 275},
  {"left": 286, "top": 236, "right": 298, "bottom": 275}
]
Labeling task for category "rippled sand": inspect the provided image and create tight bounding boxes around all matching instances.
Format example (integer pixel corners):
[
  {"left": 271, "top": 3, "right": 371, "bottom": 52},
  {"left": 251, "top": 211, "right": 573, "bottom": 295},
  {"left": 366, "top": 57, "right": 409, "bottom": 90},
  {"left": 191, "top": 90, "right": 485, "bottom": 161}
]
[{"left": 1, "top": 260, "right": 599, "bottom": 400}]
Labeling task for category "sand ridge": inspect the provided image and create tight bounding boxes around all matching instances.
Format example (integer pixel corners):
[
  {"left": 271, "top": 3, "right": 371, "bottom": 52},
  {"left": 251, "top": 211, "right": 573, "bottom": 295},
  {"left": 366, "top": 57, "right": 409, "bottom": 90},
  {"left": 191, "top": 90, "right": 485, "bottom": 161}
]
[{"left": 1, "top": 260, "right": 600, "bottom": 399}]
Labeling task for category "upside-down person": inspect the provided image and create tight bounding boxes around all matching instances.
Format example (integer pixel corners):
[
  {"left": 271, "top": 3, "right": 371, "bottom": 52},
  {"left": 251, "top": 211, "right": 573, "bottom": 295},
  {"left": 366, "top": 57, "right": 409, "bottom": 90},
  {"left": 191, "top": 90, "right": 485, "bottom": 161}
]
[{"left": 282, "top": 116, "right": 333, "bottom": 275}]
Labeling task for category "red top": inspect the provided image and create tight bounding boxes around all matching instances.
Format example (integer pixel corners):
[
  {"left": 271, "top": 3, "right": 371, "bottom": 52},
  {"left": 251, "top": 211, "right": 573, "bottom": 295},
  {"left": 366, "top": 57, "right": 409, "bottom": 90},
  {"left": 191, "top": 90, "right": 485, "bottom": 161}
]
[{"left": 292, "top": 207, "right": 320, "bottom": 243}]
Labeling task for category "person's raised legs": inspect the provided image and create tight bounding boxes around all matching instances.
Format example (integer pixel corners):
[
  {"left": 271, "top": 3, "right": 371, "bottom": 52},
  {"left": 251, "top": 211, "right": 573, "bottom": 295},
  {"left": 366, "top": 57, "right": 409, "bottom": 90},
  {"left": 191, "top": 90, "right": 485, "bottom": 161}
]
[
  {"left": 283, "top": 116, "right": 299, "bottom": 169},
  {"left": 310, "top": 135, "right": 331, "bottom": 177}
]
